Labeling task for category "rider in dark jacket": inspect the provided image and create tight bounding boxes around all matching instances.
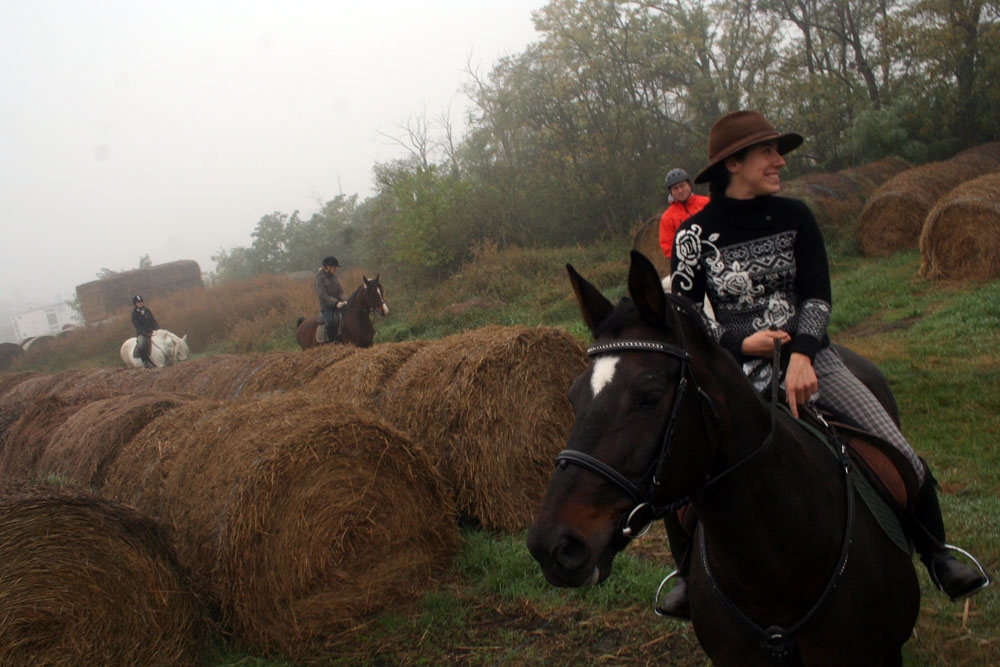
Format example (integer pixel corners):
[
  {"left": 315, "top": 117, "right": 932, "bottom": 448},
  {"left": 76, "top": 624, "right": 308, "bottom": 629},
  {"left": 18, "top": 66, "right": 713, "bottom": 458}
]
[
  {"left": 315, "top": 256, "right": 346, "bottom": 342},
  {"left": 130, "top": 295, "right": 160, "bottom": 368}
]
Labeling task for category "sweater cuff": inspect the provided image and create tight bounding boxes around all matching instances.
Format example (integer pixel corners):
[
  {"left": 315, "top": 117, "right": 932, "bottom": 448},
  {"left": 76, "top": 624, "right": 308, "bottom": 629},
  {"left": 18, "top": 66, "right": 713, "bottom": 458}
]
[
  {"left": 789, "top": 334, "right": 821, "bottom": 361},
  {"left": 720, "top": 330, "right": 744, "bottom": 359}
]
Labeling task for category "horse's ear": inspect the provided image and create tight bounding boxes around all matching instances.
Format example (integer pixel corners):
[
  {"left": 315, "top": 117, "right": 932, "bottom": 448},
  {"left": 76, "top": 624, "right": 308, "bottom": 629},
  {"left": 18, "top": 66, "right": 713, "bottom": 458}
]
[
  {"left": 567, "top": 263, "right": 613, "bottom": 337},
  {"left": 628, "top": 250, "right": 668, "bottom": 328}
]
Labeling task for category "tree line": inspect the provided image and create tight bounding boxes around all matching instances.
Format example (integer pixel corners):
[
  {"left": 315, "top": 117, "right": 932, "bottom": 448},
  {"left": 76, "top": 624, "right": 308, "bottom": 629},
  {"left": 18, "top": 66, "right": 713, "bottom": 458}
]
[{"left": 212, "top": 0, "right": 1000, "bottom": 286}]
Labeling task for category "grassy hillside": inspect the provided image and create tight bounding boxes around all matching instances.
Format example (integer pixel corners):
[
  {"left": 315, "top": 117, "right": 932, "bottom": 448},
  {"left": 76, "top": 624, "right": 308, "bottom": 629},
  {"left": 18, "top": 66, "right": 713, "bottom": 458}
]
[{"left": 6, "top": 241, "right": 999, "bottom": 665}]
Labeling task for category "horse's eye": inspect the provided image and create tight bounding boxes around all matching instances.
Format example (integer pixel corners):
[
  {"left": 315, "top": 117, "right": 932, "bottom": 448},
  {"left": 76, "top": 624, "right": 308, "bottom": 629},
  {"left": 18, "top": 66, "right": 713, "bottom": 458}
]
[{"left": 632, "top": 389, "right": 664, "bottom": 412}]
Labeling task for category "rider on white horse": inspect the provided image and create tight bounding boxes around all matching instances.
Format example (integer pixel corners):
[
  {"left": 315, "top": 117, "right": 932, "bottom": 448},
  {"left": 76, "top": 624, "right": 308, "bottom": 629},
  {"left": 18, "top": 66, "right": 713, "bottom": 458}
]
[{"left": 130, "top": 295, "right": 160, "bottom": 369}]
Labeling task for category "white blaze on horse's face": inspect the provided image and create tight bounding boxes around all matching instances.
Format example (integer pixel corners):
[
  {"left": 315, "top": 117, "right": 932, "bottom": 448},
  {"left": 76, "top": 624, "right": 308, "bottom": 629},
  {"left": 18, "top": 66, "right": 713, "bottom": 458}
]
[{"left": 590, "top": 355, "right": 619, "bottom": 398}]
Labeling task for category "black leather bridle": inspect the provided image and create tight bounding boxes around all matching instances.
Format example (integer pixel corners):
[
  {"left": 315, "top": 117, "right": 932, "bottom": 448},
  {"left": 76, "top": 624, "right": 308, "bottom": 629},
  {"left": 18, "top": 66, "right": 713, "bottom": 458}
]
[{"left": 555, "top": 335, "right": 703, "bottom": 545}]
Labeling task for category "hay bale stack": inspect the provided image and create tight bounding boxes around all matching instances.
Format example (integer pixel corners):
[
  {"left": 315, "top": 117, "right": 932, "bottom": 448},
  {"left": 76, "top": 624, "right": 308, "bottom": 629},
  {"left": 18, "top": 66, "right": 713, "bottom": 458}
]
[
  {"left": 0, "top": 372, "right": 41, "bottom": 400},
  {"left": 840, "top": 156, "right": 912, "bottom": 198},
  {"left": 103, "top": 394, "right": 458, "bottom": 660},
  {"left": 919, "top": 173, "right": 1000, "bottom": 280},
  {"left": 856, "top": 159, "right": 992, "bottom": 256},
  {"left": 226, "top": 345, "right": 359, "bottom": 399},
  {"left": 953, "top": 141, "right": 1000, "bottom": 165},
  {"left": 780, "top": 173, "right": 864, "bottom": 244},
  {"left": 0, "top": 342, "right": 23, "bottom": 372},
  {"left": 631, "top": 216, "right": 670, "bottom": 278},
  {"left": 370, "top": 326, "right": 588, "bottom": 532},
  {"left": 0, "top": 394, "right": 103, "bottom": 480},
  {"left": 35, "top": 393, "right": 192, "bottom": 489},
  {"left": 0, "top": 483, "right": 205, "bottom": 666},
  {"left": 307, "top": 340, "right": 427, "bottom": 406}
]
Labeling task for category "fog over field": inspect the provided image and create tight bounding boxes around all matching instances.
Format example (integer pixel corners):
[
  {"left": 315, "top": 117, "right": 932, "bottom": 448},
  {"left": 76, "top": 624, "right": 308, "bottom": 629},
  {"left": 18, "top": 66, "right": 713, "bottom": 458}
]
[{"left": 0, "top": 0, "right": 544, "bottom": 307}]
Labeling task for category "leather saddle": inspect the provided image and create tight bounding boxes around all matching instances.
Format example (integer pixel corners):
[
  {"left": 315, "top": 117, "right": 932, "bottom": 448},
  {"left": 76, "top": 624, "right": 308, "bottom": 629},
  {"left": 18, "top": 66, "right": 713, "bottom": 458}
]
[{"left": 800, "top": 406, "right": 920, "bottom": 514}]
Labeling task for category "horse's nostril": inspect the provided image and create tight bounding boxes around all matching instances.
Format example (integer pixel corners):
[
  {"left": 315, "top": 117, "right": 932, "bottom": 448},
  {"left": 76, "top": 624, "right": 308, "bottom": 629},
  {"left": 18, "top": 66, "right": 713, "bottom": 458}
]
[{"left": 552, "top": 534, "right": 591, "bottom": 572}]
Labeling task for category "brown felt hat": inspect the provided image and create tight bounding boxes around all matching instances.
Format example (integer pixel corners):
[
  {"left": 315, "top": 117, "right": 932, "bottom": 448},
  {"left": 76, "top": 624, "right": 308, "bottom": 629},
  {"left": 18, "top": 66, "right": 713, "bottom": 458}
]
[{"left": 694, "top": 110, "right": 803, "bottom": 184}]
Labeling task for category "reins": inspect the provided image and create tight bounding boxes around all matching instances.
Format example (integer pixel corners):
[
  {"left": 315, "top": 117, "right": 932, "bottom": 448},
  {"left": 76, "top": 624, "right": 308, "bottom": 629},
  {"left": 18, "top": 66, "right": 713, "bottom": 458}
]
[{"left": 699, "top": 401, "right": 857, "bottom": 665}]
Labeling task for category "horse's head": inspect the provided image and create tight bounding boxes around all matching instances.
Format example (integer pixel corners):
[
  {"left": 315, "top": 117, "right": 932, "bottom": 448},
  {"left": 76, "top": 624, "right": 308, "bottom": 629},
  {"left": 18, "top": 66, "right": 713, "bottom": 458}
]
[
  {"left": 174, "top": 333, "right": 190, "bottom": 361},
  {"left": 362, "top": 274, "right": 389, "bottom": 317},
  {"left": 528, "top": 251, "right": 725, "bottom": 588}
]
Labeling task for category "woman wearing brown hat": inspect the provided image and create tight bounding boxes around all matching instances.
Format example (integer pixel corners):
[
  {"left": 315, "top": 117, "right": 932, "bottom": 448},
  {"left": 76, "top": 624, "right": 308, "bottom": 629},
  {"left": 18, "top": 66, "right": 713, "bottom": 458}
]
[{"left": 657, "top": 110, "right": 988, "bottom": 619}]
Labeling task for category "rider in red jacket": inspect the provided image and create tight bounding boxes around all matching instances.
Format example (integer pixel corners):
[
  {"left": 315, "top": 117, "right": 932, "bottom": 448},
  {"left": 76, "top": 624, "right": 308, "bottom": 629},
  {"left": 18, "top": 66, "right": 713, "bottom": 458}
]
[{"left": 658, "top": 168, "right": 709, "bottom": 261}]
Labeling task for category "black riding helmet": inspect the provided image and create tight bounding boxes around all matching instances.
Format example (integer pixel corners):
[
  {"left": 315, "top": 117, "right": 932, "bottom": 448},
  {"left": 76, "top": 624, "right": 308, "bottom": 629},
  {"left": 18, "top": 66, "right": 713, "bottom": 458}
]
[
  {"left": 132, "top": 295, "right": 144, "bottom": 305},
  {"left": 322, "top": 256, "right": 340, "bottom": 268}
]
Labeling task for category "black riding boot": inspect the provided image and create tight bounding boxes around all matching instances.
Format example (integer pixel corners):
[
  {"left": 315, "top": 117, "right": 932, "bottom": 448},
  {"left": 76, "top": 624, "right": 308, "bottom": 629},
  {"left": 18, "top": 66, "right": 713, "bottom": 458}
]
[
  {"left": 911, "top": 463, "right": 989, "bottom": 601},
  {"left": 325, "top": 321, "right": 338, "bottom": 343},
  {"left": 656, "top": 511, "right": 692, "bottom": 620}
]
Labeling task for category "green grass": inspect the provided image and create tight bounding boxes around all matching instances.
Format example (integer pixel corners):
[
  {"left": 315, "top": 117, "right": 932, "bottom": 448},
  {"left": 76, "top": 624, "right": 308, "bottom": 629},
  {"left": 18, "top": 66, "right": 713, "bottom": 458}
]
[{"left": 6, "top": 241, "right": 999, "bottom": 665}]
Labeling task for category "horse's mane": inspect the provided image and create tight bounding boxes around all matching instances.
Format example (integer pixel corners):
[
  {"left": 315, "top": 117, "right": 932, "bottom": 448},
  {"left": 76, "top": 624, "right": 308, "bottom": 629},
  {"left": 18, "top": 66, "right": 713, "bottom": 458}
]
[{"left": 345, "top": 278, "right": 377, "bottom": 307}]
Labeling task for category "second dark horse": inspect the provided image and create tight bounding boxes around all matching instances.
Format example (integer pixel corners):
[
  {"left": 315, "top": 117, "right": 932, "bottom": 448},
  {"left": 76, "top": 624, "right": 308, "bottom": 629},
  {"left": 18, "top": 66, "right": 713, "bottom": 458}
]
[{"left": 296, "top": 275, "right": 388, "bottom": 349}]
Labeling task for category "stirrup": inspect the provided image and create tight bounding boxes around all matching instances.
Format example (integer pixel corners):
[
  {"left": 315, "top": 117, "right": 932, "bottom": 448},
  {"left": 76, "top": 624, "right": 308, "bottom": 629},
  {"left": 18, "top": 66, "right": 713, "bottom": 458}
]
[
  {"left": 932, "top": 544, "right": 991, "bottom": 601},
  {"left": 654, "top": 569, "right": 686, "bottom": 617}
]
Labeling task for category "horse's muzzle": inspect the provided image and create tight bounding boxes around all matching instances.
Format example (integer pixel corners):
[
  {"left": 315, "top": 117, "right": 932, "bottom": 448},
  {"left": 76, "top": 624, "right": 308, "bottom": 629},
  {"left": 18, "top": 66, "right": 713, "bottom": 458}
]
[{"left": 526, "top": 524, "right": 607, "bottom": 588}]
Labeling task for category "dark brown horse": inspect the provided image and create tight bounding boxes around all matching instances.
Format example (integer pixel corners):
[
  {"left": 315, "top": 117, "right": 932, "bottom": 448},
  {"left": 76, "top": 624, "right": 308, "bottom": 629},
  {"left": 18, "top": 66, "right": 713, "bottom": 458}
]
[
  {"left": 527, "top": 251, "right": 919, "bottom": 666},
  {"left": 296, "top": 275, "right": 388, "bottom": 349}
]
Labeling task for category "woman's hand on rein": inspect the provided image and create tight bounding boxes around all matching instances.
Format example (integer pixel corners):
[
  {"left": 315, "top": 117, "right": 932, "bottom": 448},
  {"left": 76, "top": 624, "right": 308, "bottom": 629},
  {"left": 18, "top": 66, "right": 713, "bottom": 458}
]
[{"left": 741, "top": 329, "right": 791, "bottom": 358}]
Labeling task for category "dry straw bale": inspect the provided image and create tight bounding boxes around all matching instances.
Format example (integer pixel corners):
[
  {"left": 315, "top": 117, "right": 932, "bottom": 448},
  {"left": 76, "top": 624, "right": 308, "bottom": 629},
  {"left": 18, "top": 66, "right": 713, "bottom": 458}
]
[
  {"left": 919, "top": 172, "right": 1000, "bottom": 280},
  {"left": 103, "top": 394, "right": 458, "bottom": 660},
  {"left": 840, "top": 156, "right": 913, "bottom": 198},
  {"left": 780, "top": 172, "right": 865, "bottom": 243},
  {"left": 0, "top": 343, "right": 23, "bottom": 372},
  {"left": 631, "top": 216, "right": 670, "bottom": 278},
  {"left": 857, "top": 158, "right": 997, "bottom": 256},
  {"left": 0, "top": 483, "right": 205, "bottom": 667},
  {"left": 228, "top": 344, "right": 360, "bottom": 400},
  {"left": 306, "top": 340, "right": 427, "bottom": 406},
  {"left": 0, "top": 394, "right": 104, "bottom": 480},
  {"left": 369, "top": 326, "right": 589, "bottom": 533},
  {"left": 125, "top": 346, "right": 355, "bottom": 401},
  {"left": 953, "top": 141, "right": 1000, "bottom": 165},
  {"left": 0, "top": 372, "right": 41, "bottom": 399},
  {"left": 35, "top": 393, "right": 191, "bottom": 489}
]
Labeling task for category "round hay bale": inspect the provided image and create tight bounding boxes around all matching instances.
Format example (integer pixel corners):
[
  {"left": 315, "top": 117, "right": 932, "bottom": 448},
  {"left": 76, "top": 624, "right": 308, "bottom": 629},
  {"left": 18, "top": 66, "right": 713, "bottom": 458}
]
[
  {"left": 840, "top": 156, "right": 912, "bottom": 198},
  {"left": 103, "top": 394, "right": 458, "bottom": 660},
  {"left": 919, "top": 172, "right": 1000, "bottom": 280},
  {"left": 229, "top": 344, "right": 359, "bottom": 400},
  {"left": 780, "top": 172, "right": 864, "bottom": 245},
  {"left": 35, "top": 393, "right": 192, "bottom": 489},
  {"left": 631, "top": 216, "right": 670, "bottom": 278},
  {"left": 0, "top": 483, "right": 205, "bottom": 666},
  {"left": 0, "top": 394, "right": 102, "bottom": 480},
  {"left": 0, "top": 372, "right": 41, "bottom": 400},
  {"left": 0, "top": 343, "right": 23, "bottom": 372},
  {"left": 372, "top": 326, "right": 589, "bottom": 532},
  {"left": 856, "top": 159, "right": 988, "bottom": 256},
  {"left": 954, "top": 141, "right": 1000, "bottom": 164},
  {"left": 305, "top": 340, "right": 427, "bottom": 406}
]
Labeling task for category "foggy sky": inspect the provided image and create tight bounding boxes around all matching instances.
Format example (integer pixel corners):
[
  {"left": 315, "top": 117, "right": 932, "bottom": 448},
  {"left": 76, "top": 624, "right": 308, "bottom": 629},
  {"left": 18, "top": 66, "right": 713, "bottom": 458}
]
[{"left": 0, "top": 0, "right": 545, "bottom": 308}]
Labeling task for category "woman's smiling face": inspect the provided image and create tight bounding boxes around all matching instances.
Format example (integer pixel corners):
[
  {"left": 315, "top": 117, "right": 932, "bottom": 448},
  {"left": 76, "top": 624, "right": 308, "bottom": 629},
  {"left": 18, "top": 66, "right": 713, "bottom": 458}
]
[{"left": 724, "top": 140, "right": 786, "bottom": 199}]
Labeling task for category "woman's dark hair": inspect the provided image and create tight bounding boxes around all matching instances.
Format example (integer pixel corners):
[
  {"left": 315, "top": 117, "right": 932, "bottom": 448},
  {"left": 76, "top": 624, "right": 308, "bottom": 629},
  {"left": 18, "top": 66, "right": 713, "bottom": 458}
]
[{"left": 707, "top": 146, "right": 751, "bottom": 198}]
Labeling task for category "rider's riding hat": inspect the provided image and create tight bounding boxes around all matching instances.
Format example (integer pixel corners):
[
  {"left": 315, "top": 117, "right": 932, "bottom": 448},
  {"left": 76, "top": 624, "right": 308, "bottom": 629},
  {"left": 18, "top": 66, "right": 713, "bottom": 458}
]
[
  {"left": 132, "top": 295, "right": 144, "bottom": 304},
  {"left": 664, "top": 168, "right": 691, "bottom": 190},
  {"left": 322, "top": 256, "right": 340, "bottom": 268},
  {"left": 694, "top": 110, "right": 803, "bottom": 184}
]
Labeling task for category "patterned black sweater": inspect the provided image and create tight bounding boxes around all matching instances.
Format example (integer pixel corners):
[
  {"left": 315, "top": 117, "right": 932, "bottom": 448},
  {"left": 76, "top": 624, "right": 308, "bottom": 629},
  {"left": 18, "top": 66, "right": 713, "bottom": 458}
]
[{"left": 669, "top": 194, "right": 832, "bottom": 370}]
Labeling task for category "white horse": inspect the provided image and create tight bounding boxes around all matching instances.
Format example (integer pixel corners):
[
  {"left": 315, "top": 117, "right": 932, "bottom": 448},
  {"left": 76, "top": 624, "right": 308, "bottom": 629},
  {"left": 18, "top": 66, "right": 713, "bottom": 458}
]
[{"left": 120, "top": 329, "right": 190, "bottom": 368}]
